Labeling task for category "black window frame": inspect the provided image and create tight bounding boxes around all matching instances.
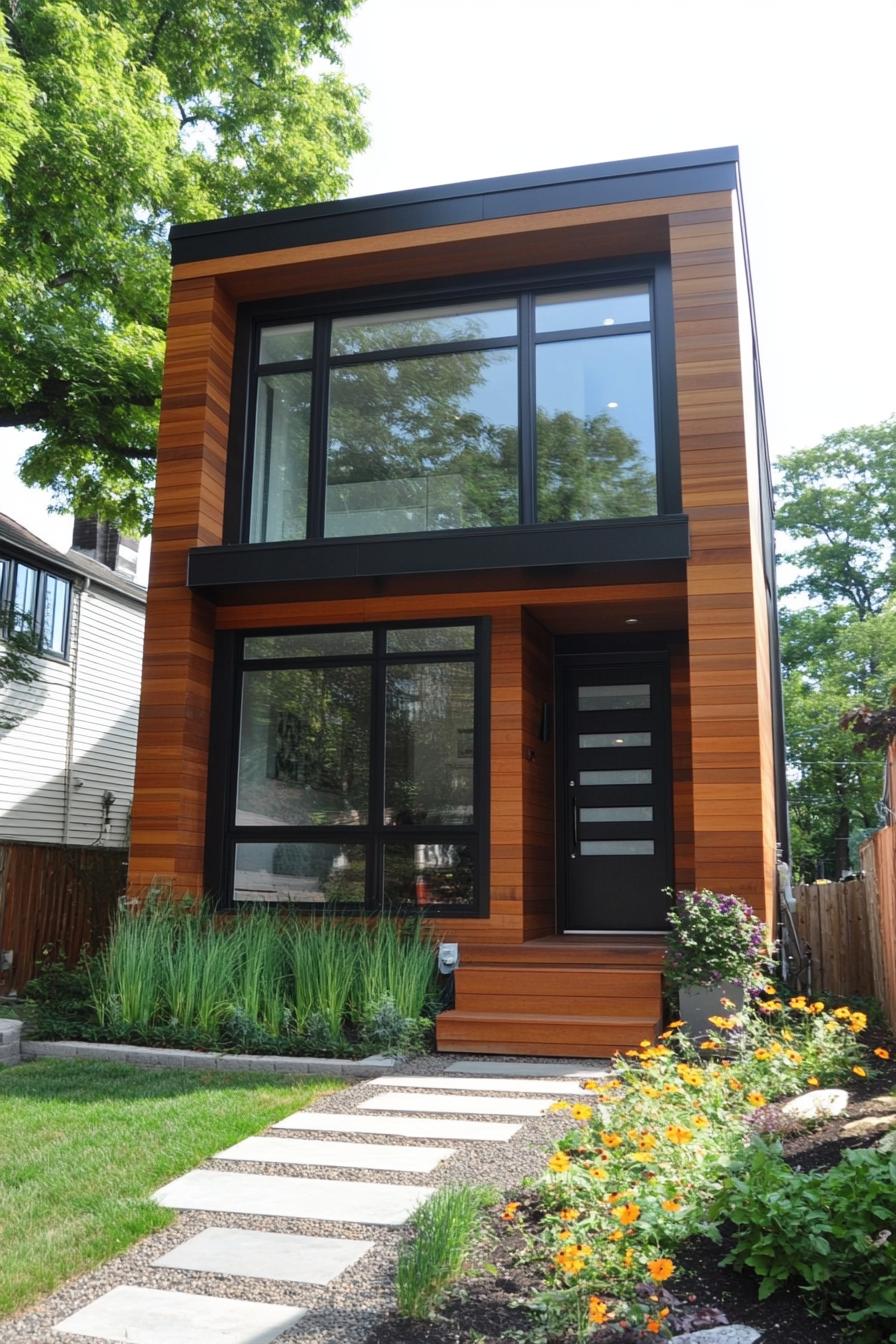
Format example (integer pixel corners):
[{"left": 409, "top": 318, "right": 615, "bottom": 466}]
[
  {"left": 206, "top": 616, "right": 491, "bottom": 917},
  {"left": 223, "top": 256, "right": 681, "bottom": 546},
  {"left": 0, "top": 554, "right": 73, "bottom": 660}
]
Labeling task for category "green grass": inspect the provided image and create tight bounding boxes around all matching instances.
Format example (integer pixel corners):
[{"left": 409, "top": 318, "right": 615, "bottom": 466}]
[
  {"left": 0, "top": 1058, "right": 341, "bottom": 1317},
  {"left": 396, "top": 1186, "right": 496, "bottom": 1319}
]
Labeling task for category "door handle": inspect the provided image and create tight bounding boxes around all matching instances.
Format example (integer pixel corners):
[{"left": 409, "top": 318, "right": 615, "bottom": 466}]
[{"left": 570, "top": 780, "right": 578, "bottom": 856}]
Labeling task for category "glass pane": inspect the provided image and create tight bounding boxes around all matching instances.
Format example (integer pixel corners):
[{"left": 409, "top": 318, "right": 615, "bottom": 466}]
[
  {"left": 536, "top": 332, "right": 657, "bottom": 522},
  {"left": 244, "top": 630, "right": 373, "bottom": 660},
  {"left": 536, "top": 284, "right": 650, "bottom": 332},
  {"left": 259, "top": 323, "right": 314, "bottom": 364},
  {"left": 325, "top": 349, "right": 519, "bottom": 537},
  {"left": 41, "top": 576, "right": 69, "bottom": 654},
  {"left": 579, "top": 684, "right": 650, "bottom": 710},
  {"left": 385, "top": 662, "right": 474, "bottom": 825},
  {"left": 579, "top": 769, "right": 652, "bottom": 786},
  {"left": 580, "top": 806, "right": 653, "bottom": 822},
  {"left": 581, "top": 840, "right": 655, "bottom": 856},
  {"left": 386, "top": 625, "right": 475, "bottom": 653},
  {"left": 234, "top": 842, "right": 366, "bottom": 904},
  {"left": 580, "top": 731, "right": 652, "bottom": 748},
  {"left": 248, "top": 372, "right": 312, "bottom": 542},
  {"left": 331, "top": 299, "right": 517, "bottom": 355},
  {"left": 383, "top": 840, "right": 475, "bottom": 909},
  {"left": 237, "top": 666, "right": 370, "bottom": 826},
  {"left": 13, "top": 564, "right": 37, "bottom": 628}
]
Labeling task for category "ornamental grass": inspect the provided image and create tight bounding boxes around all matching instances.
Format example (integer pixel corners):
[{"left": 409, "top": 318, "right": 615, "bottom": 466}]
[{"left": 518, "top": 990, "right": 872, "bottom": 1340}]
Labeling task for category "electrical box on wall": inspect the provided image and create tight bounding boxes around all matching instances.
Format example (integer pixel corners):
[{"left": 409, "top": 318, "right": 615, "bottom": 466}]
[{"left": 438, "top": 942, "right": 459, "bottom": 975}]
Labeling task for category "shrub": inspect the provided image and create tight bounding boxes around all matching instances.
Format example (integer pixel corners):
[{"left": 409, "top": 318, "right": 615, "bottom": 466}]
[
  {"left": 664, "top": 888, "right": 771, "bottom": 991},
  {"left": 714, "top": 1139, "right": 896, "bottom": 1336},
  {"left": 396, "top": 1186, "right": 494, "bottom": 1318}
]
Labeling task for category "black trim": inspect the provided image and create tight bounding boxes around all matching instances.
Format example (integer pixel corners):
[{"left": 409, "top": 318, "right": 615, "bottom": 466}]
[
  {"left": 0, "top": 552, "right": 73, "bottom": 661},
  {"left": 189, "top": 514, "right": 690, "bottom": 593},
  {"left": 206, "top": 618, "right": 491, "bottom": 917},
  {"left": 169, "top": 147, "right": 739, "bottom": 264}
]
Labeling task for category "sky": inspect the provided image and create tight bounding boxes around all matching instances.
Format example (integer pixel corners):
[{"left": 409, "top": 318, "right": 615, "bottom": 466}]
[{"left": 2, "top": 0, "right": 894, "bottom": 566}]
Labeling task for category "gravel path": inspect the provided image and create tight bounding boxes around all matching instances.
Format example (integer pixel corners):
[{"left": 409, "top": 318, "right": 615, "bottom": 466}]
[{"left": 1, "top": 1053, "right": 605, "bottom": 1344}]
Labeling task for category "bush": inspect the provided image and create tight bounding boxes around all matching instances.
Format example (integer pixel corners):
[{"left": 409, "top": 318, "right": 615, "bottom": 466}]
[
  {"left": 715, "top": 1140, "right": 896, "bottom": 1337},
  {"left": 664, "top": 888, "right": 771, "bottom": 991},
  {"left": 396, "top": 1186, "right": 494, "bottom": 1318}
]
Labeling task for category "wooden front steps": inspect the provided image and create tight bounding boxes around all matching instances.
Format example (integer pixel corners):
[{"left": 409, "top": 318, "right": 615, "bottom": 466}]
[{"left": 435, "top": 936, "right": 665, "bottom": 1059}]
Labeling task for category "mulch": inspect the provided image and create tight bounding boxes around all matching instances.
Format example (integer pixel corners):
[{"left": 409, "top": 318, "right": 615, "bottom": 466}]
[{"left": 366, "top": 1027, "right": 896, "bottom": 1344}]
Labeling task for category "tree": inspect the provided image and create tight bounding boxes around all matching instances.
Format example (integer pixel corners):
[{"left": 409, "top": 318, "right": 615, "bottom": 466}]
[
  {"left": 0, "top": 612, "right": 41, "bottom": 732},
  {"left": 776, "top": 417, "right": 896, "bottom": 878},
  {"left": 0, "top": 0, "right": 367, "bottom": 534}
]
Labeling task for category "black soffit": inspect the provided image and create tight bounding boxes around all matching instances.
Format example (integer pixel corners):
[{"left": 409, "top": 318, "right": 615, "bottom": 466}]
[{"left": 169, "top": 147, "right": 740, "bottom": 265}]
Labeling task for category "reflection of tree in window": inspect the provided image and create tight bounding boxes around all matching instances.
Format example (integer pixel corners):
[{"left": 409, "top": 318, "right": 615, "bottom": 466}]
[{"left": 385, "top": 662, "right": 474, "bottom": 826}]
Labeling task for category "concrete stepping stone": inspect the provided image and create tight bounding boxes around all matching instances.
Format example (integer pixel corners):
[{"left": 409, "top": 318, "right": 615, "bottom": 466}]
[
  {"left": 360, "top": 1091, "right": 549, "bottom": 1116},
  {"left": 153, "top": 1226, "right": 373, "bottom": 1285},
  {"left": 373, "top": 1074, "right": 591, "bottom": 1096},
  {"left": 273, "top": 1110, "right": 521, "bottom": 1141},
  {"left": 445, "top": 1059, "right": 608, "bottom": 1078},
  {"left": 53, "top": 1284, "right": 304, "bottom": 1344},
  {"left": 154, "top": 1168, "right": 433, "bottom": 1225},
  {"left": 216, "top": 1135, "right": 455, "bottom": 1172}
]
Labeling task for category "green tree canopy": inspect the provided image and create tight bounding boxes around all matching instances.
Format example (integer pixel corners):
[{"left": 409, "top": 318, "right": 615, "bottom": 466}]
[
  {"left": 0, "top": 0, "right": 367, "bottom": 533},
  {"left": 776, "top": 417, "right": 896, "bottom": 878}
]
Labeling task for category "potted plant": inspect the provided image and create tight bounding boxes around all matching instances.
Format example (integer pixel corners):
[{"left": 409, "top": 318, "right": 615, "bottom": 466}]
[{"left": 663, "top": 888, "right": 771, "bottom": 1035}]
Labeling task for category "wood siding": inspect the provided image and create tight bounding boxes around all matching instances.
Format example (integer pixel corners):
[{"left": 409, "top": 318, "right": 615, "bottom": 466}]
[{"left": 128, "top": 277, "right": 235, "bottom": 894}]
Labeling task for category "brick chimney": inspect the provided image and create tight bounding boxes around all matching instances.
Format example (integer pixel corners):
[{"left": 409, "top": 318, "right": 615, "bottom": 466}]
[{"left": 71, "top": 516, "right": 139, "bottom": 579}]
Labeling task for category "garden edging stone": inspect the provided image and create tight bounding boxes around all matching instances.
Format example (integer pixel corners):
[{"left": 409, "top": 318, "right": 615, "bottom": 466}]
[
  {"left": 0, "top": 1017, "right": 22, "bottom": 1066},
  {"left": 20, "top": 1038, "right": 401, "bottom": 1078}
]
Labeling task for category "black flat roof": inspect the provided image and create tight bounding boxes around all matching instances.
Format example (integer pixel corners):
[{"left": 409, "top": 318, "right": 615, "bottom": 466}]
[{"left": 170, "top": 145, "right": 739, "bottom": 266}]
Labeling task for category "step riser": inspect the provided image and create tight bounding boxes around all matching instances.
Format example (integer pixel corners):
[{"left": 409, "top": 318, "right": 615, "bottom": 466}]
[
  {"left": 456, "top": 993, "right": 662, "bottom": 1017},
  {"left": 437, "top": 1016, "right": 660, "bottom": 1048},
  {"left": 455, "top": 967, "right": 661, "bottom": 998},
  {"left": 459, "top": 943, "right": 665, "bottom": 969},
  {"left": 439, "top": 1039, "right": 631, "bottom": 1059}
]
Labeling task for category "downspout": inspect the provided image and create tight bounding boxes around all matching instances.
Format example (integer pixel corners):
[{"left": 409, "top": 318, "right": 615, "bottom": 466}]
[{"left": 62, "top": 579, "right": 87, "bottom": 845}]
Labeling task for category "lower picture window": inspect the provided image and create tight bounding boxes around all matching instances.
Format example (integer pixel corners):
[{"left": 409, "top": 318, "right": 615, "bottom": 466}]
[{"left": 222, "top": 621, "right": 487, "bottom": 914}]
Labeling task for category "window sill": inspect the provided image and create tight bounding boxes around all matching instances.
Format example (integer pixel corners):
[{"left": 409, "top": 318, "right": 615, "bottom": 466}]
[{"left": 188, "top": 514, "right": 690, "bottom": 595}]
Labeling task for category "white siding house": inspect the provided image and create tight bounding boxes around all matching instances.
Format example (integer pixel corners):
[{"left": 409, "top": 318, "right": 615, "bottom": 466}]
[{"left": 0, "top": 514, "right": 146, "bottom": 848}]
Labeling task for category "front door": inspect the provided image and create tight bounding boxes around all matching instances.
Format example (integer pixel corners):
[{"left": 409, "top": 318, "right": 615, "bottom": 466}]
[{"left": 559, "top": 658, "right": 673, "bottom": 932}]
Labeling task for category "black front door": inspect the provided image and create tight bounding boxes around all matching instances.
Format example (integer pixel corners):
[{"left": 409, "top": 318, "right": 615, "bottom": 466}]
[{"left": 559, "top": 658, "right": 673, "bottom": 932}]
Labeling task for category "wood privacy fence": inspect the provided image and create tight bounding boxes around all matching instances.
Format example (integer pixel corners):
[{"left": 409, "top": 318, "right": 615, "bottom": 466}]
[
  {"left": 0, "top": 842, "right": 126, "bottom": 994},
  {"left": 860, "top": 828, "right": 896, "bottom": 1033},
  {"left": 793, "top": 880, "right": 876, "bottom": 1000}
]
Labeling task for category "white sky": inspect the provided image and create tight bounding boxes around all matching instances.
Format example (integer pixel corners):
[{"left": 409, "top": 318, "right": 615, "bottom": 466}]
[{"left": 2, "top": 0, "right": 894, "bottom": 562}]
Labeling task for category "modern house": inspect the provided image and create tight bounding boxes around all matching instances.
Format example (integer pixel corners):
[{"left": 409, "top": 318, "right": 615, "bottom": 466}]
[
  {"left": 127, "top": 146, "right": 786, "bottom": 1056},
  {"left": 0, "top": 514, "right": 146, "bottom": 847}
]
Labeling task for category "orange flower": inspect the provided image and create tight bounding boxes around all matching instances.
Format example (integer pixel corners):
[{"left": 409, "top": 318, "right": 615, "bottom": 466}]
[
  {"left": 547, "top": 1152, "right": 571, "bottom": 1173},
  {"left": 754, "top": 1048, "right": 770, "bottom": 1060},
  {"left": 667, "top": 1019, "right": 685, "bottom": 1029},
  {"left": 558, "top": 1208, "right": 580, "bottom": 1222},
  {"left": 613, "top": 1201, "right": 641, "bottom": 1225},
  {"left": 662, "top": 1198, "right": 682, "bottom": 1212},
  {"left": 728, "top": 1077, "right": 743, "bottom": 1092},
  {"left": 608, "top": 1228, "right": 623, "bottom": 1242},
  {"left": 601, "top": 1131, "right": 623, "bottom": 1148},
  {"left": 746, "top": 1091, "right": 767, "bottom": 1107},
  {"left": 557, "top": 1228, "right": 572, "bottom": 1241},
  {"left": 646, "top": 1320, "right": 661, "bottom": 1334},
  {"left": 699, "top": 1040, "right": 720, "bottom": 1051},
  {"left": 693, "top": 1114, "right": 709, "bottom": 1129},
  {"left": 666, "top": 1124, "right": 694, "bottom": 1144},
  {"left": 875, "top": 1047, "right": 891, "bottom": 1060},
  {"left": 647, "top": 1256, "right": 675, "bottom": 1282},
  {"left": 853, "top": 1066, "right": 867, "bottom": 1077},
  {"left": 500, "top": 1201, "right": 520, "bottom": 1221},
  {"left": 588, "top": 1297, "right": 610, "bottom": 1325},
  {"left": 570, "top": 1103, "right": 593, "bottom": 1121},
  {"left": 807, "top": 1075, "right": 819, "bottom": 1086}
]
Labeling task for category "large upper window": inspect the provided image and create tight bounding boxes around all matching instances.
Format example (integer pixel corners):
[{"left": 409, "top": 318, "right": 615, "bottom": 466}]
[
  {"left": 225, "top": 621, "right": 486, "bottom": 914},
  {"left": 241, "top": 277, "right": 663, "bottom": 543},
  {"left": 0, "top": 555, "right": 72, "bottom": 658}
]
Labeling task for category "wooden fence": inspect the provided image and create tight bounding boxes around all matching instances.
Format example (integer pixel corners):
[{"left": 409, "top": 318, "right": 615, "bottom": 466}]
[
  {"left": 860, "top": 828, "right": 896, "bottom": 1033},
  {"left": 0, "top": 842, "right": 126, "bottom": 994},
  {"left": 793, "top": 880, "right": 876, "bottom": 999}
]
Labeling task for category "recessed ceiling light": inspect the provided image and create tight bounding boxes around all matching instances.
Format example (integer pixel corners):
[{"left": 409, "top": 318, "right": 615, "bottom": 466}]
[
  {"left": 614, "top": 738, "right": 625, "bottom": 744},
  {"left": 607, "top": 401, "right": 619, "bottom": 409},
  {"left": 625, "top": 617, "right": 639, "bottom": 625},
  {"left": 602, "top": 317, "right": 615, "bottom": 326}
]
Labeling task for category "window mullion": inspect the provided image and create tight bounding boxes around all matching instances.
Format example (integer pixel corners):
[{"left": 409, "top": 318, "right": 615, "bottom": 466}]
[
  {"left": 518, "top": 293, "right": 536, "bottom": 525},
  {"left": 306, "top": 316, "right": 332, "bottom": 539},
  {"left": 369, "top": 629, "right": 387, "bottom": 913}
]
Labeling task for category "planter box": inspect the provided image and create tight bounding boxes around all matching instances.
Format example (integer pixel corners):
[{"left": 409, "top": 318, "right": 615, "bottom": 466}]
[{"left": 677, "top": 982, "right": 745, "bottom": 1038}]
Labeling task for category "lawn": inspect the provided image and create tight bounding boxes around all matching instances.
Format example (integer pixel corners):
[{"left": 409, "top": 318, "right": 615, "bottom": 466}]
[{"left": 0, "top": 1059, "right": 341, "bottom": 1317}]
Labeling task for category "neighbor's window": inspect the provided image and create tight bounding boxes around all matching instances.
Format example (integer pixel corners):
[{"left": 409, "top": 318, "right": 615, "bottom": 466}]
[
  {"left": 0, "top": 556, "right": 72, "bottom": 658},
  {"left": 226, "top": 621, "right": 485, "bottom": 914},
  {"left": 242, "top": 278, "right": 661, "bottom": 541}
]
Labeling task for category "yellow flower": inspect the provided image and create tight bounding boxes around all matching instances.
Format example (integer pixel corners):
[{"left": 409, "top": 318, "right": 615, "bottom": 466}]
[
  {"left": 590, "top": 1167, "right": 608, "bottom": 1180},
  {"left": 754, "top": 1048, "right": 770, "bottom": 1060},
  {"left": 666, "top": 1124, "right": 694, "bottom": 1144},
  {"left": 548, "top": 1100, "right": 569, "bottom": 1112},
  {"left": 500, "top": 1201, "right": 520, "bottom": 1221},
  {"left": 647, "top": 1256, "right": 675, "bottom": 1282},
  {"left": 764, "top": 985, "right": 777, "bottom": 995},
  {"left": 850, "top": 1012, "right": 868, "bottom": 1033},
  {"left": 623, "top": 1247, "right": 635, "bottom": 1268},
  {"left": 833, "top": 1006, "right": 852, "bottom": 1019},
  {"left": 667, "top": 1019, "right": 685, "bottom": 1029},
  {"left": 781, "top": 1028, "right": 794, "bottom": 1041},
  {"left": 693, "top": 1114, "right": 709, "bottom": 1129},
  {"left": 807, "top": 1075, "right": 819, "bottom": 1086},
  {"left": 601, "top": 1131, "right": 623, "bottom": 1148},
  {"left": 641, "top": 1085, "right": 661, "bottom": 1099},
  {"left": 790, "top": 995, "right": 807, "bottom": 1010},
  {"left": 746, "top": 1091, "right": 767, "bottom": 1107},
  {"left": 588, "top": 1297, "right": 610, "bottom": 1325},
  {"left": 853, "top": 1066, "right": 867, "bottom": 1077},
  {"left": 613, "top": 1201, "right": 641, "bottom": 1225},
  {"left": 640, "top": 1039, "right": 653, "bottom": 1048},
  {"left": 608, "top": 1228, "right": 623, "bottom": 1242},
  {"left": 557, "top": 1228, "right": 572, "bottom": 1241},
  {"left": 570, "top": 1103, "right": 593, "bottom": 1121},
  {"left": 558, "top": 1208, "right": 580, "bottom": 1222},
  {"left": 700, "top": 1040, "right": 720, "bottom": 1051},
  {"left": 709, "top": 1014, "right": 736, "bottom": 1030},
  {"left": 631, "top": 1150, "right": 655, "bottom": 1163},
  {"left": 729, "top": 1078, "right": 743, "bottom": 1092},
  {"left": 875, "top": 1047, "right": 890, "bottom": 1060},
  {"left": 547, "top": 1152, "right": 571, "bottom": 1173},
  {"left": 662, "top": 1198, "right": 682, "bottom": 1212},
  {"left": 582, "top": 1078, "right": 600, "bottom": 1091},
  {"left": 785, "top": 1049, "right": 803, "bottom": 1063}
]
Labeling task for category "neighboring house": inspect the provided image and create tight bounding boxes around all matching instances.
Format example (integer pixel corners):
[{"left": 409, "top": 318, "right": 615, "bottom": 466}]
[
  {"left": 0, "top": 514, "right": 146, "bottom": 848},
  {"left": 128, "top": 146, "right": 787, "bottom": 1055}
]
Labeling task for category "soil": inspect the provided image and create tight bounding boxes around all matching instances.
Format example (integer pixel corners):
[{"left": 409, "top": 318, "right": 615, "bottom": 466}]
[{"left": 366, "top": 1027, "right": 896, "bottom": 1344}]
